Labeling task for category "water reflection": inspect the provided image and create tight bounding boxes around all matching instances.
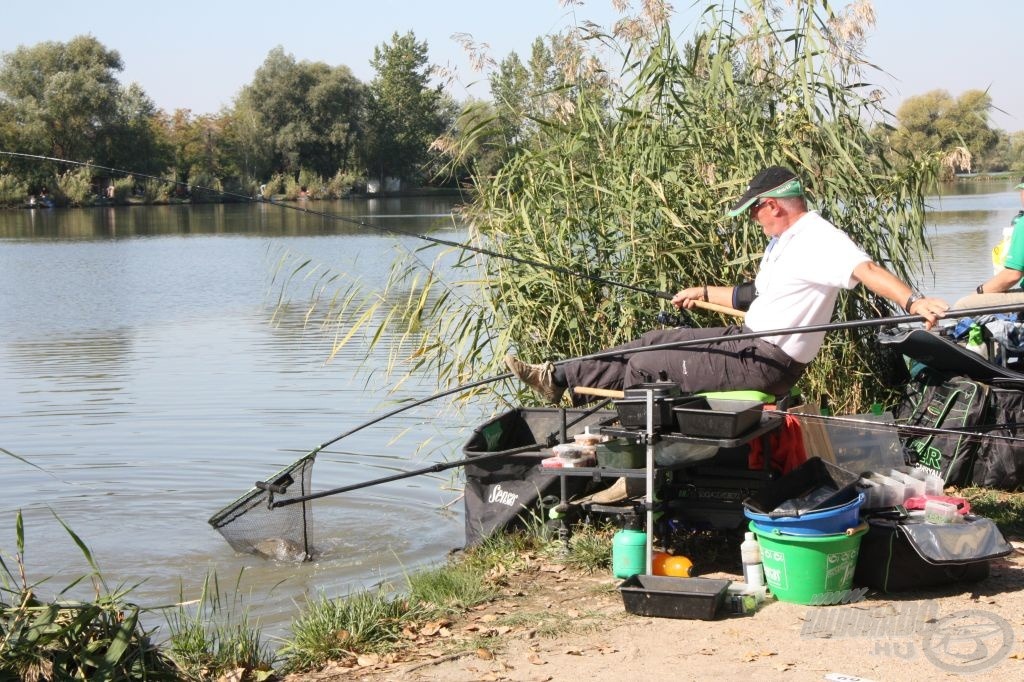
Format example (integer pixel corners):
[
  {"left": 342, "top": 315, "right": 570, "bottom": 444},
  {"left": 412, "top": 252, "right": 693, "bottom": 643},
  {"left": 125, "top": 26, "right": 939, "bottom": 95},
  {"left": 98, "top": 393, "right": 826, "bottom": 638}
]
[
  {"left": 4, "top": 196, "right": 467, "bottom": 240},
  {"left": 0, "top": 181, "right": 1020, "bottom": 638}
]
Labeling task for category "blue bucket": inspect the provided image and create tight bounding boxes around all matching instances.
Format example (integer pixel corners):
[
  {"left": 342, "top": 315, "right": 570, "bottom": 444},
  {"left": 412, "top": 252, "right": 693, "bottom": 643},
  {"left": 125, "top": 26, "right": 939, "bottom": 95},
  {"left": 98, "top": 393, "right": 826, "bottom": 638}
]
[{"left": 744, "top": 493, "right": 865, "bottom": 536}]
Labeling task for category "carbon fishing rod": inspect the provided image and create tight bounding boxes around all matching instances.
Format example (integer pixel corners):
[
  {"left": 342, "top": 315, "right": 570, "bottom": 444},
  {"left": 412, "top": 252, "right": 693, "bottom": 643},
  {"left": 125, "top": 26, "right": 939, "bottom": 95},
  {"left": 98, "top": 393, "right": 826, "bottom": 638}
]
[
  {"left": 0, "top": 151, "right": 674, "bottom": 302},
  {"left": 262, "top": 398, "right": 616, "bottom": 508},
  {"left": 294, "top": 301, "right": 1024, "bottom": 459},
  {"left": 236, "top": 301, "right": 1024, "bottom": 507}
]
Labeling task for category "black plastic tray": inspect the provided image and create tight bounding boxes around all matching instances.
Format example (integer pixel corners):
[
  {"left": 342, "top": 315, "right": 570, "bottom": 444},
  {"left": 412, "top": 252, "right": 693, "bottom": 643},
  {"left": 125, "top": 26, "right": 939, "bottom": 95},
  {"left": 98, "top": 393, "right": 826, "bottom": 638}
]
[
  {"left": 622, "top": 381, "right": 683, "bottom": 400},
  {"left": 674, "top": 398, "right": 764, "bottom": 438},
  {"left": 619, "top": 575, "right": 730, "bottom": 620},
  {"left": 741, "top": 457, "right": 861, "bottom": 517},
  {"left": 615, "top": 395, "right": 702, "bottom": 431}
]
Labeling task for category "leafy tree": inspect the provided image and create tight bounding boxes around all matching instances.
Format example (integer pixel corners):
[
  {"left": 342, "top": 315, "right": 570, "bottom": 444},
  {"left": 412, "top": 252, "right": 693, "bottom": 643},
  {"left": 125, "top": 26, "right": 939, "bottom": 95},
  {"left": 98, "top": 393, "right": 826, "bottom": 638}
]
[
  {"left": 987, "top": 130, "right": 1024, "bottom": 173},
  {"left": 364, "top": 31, "right": 448, "bottom": 185},
  {"left": 489, "top": 51, "right": 532, "bottom": 147},
  {"left": 234, "top": 46, "right": 367, "bottom": 179},
  {"left": 890, "top": 89, "right": 999, "bottom": 173},
  {"left": 0, "top": 35, "right": 164, "bottom": 175}
]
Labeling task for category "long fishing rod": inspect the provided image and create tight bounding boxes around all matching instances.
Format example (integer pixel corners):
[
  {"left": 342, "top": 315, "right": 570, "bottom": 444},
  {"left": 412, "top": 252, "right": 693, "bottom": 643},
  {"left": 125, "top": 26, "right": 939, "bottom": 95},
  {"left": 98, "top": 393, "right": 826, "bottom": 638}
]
[
  {"left": 316, "top": 302, "right": 1024, "bottom": 456},
  {"left": 0, "top": 151, "right": 674, "bottom": 302},
  {"left": 236, "top": 302, "right": 1024, "bottom": 499},
  {"left": 263, "top": 398, "right": 617, "bottom": 508}
]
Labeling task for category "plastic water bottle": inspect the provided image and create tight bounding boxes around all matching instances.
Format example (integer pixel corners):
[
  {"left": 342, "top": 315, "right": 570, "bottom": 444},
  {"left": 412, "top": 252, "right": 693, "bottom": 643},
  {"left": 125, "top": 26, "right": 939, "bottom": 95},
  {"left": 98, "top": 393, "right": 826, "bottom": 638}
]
[
  {"left": 740, "top": 531, "right": 764, "bottom": 587},
  {"left": 965, "top": 324, "right": 986, "bottom": 358}
]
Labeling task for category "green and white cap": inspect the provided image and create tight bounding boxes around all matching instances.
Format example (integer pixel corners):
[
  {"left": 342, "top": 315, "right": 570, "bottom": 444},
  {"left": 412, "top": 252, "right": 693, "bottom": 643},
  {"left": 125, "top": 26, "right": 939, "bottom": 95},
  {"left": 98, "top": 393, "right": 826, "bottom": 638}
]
[{"left": 727, "top": 166, "right": 804, "bottom": 217}]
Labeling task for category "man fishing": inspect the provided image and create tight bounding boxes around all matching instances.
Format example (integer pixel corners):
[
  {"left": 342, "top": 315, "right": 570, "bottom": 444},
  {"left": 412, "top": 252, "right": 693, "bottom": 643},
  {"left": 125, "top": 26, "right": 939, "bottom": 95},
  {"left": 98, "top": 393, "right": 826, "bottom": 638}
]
[{"left": 506, "top": 166, "right": 950, "bottom": 404}]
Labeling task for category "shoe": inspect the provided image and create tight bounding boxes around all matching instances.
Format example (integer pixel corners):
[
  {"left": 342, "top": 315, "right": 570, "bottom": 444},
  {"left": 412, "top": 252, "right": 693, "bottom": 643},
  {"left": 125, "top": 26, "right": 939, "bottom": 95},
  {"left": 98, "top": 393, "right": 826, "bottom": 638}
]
[
  {"left": 504, "top": 354, "right": 566, "bottom": 404},
  {"left": 589, "top": 477, "right": 629, "bottom": 504}
]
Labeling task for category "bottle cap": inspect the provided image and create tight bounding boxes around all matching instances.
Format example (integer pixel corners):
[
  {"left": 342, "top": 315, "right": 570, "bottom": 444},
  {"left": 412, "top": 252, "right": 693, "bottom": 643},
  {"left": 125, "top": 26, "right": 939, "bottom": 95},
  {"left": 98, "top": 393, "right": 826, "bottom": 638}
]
[{"left": 744, "top": 531, "right": 754, "bottom": 541}]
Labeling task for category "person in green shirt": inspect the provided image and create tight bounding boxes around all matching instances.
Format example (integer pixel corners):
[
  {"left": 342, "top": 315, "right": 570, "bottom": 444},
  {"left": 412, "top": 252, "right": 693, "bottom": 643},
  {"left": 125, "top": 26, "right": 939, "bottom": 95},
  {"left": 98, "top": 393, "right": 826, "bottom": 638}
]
[{"left": 954, "top": 176, "right": 1024, "bottom": 309}]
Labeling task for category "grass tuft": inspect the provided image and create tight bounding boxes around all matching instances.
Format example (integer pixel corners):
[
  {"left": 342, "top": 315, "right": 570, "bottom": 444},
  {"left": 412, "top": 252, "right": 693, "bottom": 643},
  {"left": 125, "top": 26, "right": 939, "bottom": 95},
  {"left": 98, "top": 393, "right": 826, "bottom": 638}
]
[
  {"left": 163, "top": 572, "right": 276, "bottom": 680},
  {"left": 406, "top": 561, "right": 499, "bottom": 613},
  {"left": 957, "top": 487, "right": 1024, "bottom": 538},
  {"left": 277, "top": 588, "right": 423, "bottom": 672}
]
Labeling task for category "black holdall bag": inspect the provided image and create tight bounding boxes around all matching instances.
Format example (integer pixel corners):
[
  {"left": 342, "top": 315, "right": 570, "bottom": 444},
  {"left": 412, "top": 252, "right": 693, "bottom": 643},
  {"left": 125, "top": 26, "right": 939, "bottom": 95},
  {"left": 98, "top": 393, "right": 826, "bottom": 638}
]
[
  {"left": 853, "top": 514, "right": 1012, "bottom": 593},
  {"left": 896, "top": 366, "right": 988, "bottom": 487},
  {"left": 970, "top": 385, "right": 1024, "bottom": 489}
]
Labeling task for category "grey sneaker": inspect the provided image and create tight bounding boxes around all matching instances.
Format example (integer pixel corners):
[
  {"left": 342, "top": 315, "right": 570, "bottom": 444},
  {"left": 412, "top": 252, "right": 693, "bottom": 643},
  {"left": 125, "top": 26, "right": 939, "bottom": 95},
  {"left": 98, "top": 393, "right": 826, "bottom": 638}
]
[{"left": 504, "top": 354, "right": 566, "bottom": 404}]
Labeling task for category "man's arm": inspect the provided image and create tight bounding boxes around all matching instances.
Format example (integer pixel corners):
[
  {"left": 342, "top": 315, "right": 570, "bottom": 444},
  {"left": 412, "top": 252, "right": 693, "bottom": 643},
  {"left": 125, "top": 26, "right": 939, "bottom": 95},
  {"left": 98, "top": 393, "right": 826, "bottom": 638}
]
[
  {"left": 852, "top": 261, "right": 948, "bottom": 329},
  {"left": 671, "top": 285, "right": 735, "bottom": 310},
  {"left": 977, "top": 267, "right": 1024, "bottom": 294}
]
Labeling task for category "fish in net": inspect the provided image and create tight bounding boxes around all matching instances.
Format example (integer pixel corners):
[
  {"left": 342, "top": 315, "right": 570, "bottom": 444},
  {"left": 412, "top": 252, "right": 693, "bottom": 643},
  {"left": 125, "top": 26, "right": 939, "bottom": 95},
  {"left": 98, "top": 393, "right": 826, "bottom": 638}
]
[{"left": 208, "top": 454, "right": 315, "bottom": 561}]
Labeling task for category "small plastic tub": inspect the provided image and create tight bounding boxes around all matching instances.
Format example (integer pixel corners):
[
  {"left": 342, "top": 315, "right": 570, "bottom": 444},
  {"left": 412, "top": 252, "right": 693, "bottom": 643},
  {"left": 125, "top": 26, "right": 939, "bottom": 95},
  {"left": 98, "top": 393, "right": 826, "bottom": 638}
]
[{"left": 923, "top": 499, "right": 958, "bottom": 524}]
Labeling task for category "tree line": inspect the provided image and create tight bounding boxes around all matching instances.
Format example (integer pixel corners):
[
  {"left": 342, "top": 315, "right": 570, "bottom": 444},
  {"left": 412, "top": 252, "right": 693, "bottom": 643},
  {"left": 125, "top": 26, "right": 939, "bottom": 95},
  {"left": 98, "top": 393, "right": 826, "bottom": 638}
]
[
  {"left": 0, "top": 11, "right": 1021, "bottom": 209},
  {"left": 0, "top": 30, "right": 606, "bottom": 208}
]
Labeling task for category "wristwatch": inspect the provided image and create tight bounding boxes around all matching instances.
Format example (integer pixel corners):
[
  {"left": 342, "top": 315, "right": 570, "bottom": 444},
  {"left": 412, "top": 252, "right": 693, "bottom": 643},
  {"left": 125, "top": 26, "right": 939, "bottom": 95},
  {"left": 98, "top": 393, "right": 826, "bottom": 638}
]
[
  {"left": 904, "top": 292, "right": 925, "bottom": 313},
  {"left": 977, "top": 284, "right": 985, "bottom": 295}
]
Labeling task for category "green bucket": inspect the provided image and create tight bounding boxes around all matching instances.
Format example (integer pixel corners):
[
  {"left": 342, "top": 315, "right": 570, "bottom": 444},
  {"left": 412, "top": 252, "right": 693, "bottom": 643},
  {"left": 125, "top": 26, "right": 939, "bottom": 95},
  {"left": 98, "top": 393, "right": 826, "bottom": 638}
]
[{"left": 750, "top": 522, "right": 867, "bottom": 605}]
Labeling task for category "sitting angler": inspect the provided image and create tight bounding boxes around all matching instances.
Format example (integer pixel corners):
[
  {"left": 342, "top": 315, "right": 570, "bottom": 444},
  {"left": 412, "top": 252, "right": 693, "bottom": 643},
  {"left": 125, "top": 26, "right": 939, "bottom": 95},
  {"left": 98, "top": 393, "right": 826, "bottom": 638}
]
[
  {"left": 956, "top": 176, "right": 1024, "bottom": 309},
  {"left": 506, "top": 165, "right": 948, "bottom": 404}
]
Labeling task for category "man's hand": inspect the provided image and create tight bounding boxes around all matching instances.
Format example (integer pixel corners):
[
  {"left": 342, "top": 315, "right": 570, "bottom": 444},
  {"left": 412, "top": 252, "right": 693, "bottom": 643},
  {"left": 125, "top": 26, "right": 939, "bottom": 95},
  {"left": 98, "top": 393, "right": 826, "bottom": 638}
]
[
  {"left": 907, "top": 296, "right": 949, "bottom": 330},
  {"left": 671, "top": 287, "right": 704, "bottom": 310}
]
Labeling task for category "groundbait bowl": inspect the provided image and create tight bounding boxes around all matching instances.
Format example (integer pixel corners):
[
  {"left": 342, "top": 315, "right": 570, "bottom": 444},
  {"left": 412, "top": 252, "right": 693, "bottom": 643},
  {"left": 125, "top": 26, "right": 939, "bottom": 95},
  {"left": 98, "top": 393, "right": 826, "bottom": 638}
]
[{"left": 743, "top": 494, "right": 865, "bottom": 536}]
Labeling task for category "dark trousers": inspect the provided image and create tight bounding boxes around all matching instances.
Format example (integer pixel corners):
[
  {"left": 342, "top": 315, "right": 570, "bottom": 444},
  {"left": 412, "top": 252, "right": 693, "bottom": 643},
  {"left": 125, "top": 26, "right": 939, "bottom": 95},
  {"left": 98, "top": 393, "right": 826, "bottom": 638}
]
[{"left": 562, "top": 325, "right": 806, "bottom": 405}]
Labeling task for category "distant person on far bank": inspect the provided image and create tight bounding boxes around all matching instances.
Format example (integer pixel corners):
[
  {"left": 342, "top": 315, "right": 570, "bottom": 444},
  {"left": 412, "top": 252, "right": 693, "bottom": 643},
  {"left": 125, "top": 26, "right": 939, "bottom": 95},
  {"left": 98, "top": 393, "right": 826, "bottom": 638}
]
[{"left": 955, "top": 176, "right": 1024, "bottom": 309}]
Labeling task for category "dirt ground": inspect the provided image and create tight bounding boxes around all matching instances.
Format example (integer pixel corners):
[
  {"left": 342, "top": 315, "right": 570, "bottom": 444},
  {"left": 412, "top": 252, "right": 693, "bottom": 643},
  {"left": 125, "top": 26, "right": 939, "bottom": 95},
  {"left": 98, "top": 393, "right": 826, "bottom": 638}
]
[{"left": 287, "top": 537, "right": 1024, "bottom": 682}]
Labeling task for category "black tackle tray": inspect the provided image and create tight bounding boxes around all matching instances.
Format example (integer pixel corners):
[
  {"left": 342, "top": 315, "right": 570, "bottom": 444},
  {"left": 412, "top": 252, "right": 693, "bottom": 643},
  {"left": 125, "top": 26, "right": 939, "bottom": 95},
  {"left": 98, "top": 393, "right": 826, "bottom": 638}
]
[
  {"left": 615, "top": 395, "right": 703, "bottom": 432},
  {"left": 619, "top": 575, "right": 730, "bottom": 620},
  {"left": 622, "top": 381, "right": 683, "bottom": 400},
  {"left": 741, "top": 457, "right": 861, "bottom": 517},
  {"left": 673, "top": 397, "right": 764, "bottom": 438}
]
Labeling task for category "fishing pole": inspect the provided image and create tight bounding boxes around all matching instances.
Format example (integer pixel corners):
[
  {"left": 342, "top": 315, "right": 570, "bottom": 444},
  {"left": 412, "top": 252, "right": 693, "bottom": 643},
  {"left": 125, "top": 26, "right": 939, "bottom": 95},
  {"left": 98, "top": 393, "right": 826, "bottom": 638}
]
[
  {"left": 263, "top": 398, "right": 617, "bottom": 508},
  {"left": 209, "top": 300, "right": 1024, "bottom": 556},
  {"left": 231, "top": 301, "right": 1024, "bottom": 504},
  {"left": 302, "top": 302, "right": 1024, "bottom": 459},
  {"left": 0, "top": 151, "right": 675, "bottom": 302}
]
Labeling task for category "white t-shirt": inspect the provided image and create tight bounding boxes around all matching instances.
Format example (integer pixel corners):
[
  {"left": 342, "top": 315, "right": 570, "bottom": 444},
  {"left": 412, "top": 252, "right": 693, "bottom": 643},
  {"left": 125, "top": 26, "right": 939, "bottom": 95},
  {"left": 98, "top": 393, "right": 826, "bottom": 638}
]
[{"left": 744, "top": 211, "right": 871, "bottom": 363}]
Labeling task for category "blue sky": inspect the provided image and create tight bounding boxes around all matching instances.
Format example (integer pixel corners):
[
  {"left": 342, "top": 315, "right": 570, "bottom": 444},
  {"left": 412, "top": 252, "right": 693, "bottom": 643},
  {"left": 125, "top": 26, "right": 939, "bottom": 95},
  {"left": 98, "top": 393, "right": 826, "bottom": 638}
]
[{"left": 2, "top": 1, "right": 1021, "bottom": 132}]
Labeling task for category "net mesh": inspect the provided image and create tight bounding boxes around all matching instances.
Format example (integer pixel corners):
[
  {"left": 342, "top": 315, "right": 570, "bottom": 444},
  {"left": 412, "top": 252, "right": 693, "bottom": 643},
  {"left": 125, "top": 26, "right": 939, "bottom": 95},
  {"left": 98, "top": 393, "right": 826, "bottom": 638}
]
[{"left": 208, "top": 455, "right": 315, "bottom": 561}]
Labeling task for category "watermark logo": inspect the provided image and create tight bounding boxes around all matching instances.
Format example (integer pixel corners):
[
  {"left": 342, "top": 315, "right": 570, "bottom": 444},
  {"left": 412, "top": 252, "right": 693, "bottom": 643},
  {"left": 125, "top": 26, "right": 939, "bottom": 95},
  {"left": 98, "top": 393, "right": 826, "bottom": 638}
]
[
  {"left": 802, "top": 600, "right": 1014, "bottom": 674},
  {"left": 921, "top": 609, "right": 1014, "bottom": 674},
  {"left": 806, "top": 587, "right": 868, "bottom": 606}
]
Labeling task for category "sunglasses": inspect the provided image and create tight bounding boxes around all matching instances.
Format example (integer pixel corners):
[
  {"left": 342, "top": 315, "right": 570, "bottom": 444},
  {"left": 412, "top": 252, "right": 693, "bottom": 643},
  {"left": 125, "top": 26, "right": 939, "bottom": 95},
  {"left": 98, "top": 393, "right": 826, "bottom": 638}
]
[{"left": 749, "top": 197, "right": 771, "bottom": 215}]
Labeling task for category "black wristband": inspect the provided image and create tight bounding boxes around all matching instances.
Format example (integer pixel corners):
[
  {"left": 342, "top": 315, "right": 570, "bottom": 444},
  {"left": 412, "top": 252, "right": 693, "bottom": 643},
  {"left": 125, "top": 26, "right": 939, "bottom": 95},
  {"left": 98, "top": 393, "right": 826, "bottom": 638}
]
[
  {"left": 904, "top": 292, "right": 924, "bottom": 313},
  {"left": 703, "top": 285, "right": 708, "bottom": 302},
  {"left": 977, "top": 284, "right": 985, "bottom": 295}
]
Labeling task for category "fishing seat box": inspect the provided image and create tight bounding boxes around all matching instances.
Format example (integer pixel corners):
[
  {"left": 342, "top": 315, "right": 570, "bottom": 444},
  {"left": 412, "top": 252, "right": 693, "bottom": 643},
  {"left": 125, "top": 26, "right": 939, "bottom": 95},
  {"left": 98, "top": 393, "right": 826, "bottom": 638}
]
[
  {"left": 461, "top": 407, "right": 616, "bottom": 546},
  {"left": 853, "top": 514, "right": 1012, "bottom": 593}
]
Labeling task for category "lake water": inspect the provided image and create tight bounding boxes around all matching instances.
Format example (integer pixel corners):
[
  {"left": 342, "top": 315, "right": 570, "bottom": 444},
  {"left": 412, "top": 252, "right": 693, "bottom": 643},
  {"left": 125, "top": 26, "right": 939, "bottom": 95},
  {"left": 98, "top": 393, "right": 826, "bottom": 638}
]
[{"left": 0, "top": 180, "right": 1019, "bottom": 637}]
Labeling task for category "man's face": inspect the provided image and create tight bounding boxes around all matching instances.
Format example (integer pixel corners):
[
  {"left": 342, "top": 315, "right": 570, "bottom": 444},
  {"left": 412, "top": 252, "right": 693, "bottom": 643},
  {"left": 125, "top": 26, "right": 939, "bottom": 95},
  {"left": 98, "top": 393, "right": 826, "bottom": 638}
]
[{"left": 749, "top": 197, "right": 782, "bottom": 236}]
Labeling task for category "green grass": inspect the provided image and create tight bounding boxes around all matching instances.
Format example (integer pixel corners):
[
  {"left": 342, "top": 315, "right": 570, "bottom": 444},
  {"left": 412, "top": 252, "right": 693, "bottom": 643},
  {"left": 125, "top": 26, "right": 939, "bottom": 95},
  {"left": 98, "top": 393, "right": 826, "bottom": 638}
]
[
  {"left": 406, "top": 561, "right": 500, "bottom": 613},
  {"left": 276, "top": 588, "right": 424, "bottom": 672},
  {"left": 559, "top": 522, "right": 614, "bottom": 573},
  {"left": 163, "top": 572, "right": 276, "bottom": 680},
  {"left": 958, "top": 487, "right": 1024, "bottom": 537},
  {"left": 0, "top": 510, "right": 178, "bottom": 681}
]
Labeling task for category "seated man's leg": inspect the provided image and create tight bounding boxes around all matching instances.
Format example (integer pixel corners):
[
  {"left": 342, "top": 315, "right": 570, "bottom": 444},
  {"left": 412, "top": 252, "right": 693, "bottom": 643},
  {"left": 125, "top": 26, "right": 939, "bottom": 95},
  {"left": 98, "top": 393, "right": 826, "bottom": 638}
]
[
  {"left": 560, "top": 327, "right": 726, "bottom": 402},
  {"left": 624, "top": 333, "right": 800, "bottom": 396}
]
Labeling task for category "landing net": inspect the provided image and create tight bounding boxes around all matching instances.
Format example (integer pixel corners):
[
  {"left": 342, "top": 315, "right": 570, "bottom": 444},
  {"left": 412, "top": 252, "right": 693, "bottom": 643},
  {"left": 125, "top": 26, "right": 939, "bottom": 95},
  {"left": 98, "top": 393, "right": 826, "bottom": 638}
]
[{"left": 207, "top": 454, "right": 315, "bottom": 561}]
